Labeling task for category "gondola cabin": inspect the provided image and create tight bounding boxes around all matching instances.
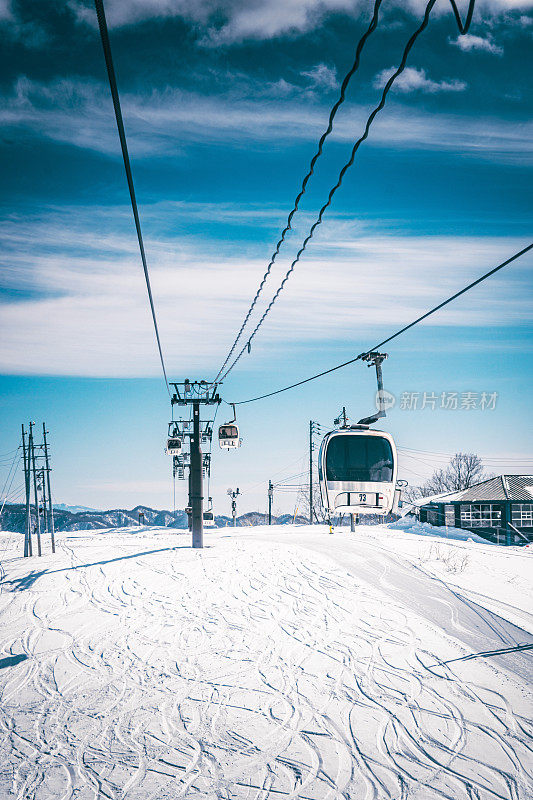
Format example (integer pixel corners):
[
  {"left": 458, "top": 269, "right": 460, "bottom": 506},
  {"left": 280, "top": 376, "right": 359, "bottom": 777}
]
[
  {"left": 165, "top": 436, "right": 182, "bottom": 456},
  {"left": 218, "top": 424, "right": 240, "bottom": 449},
  {"left": 319, "top": 427, "right": 399, "bottom": 516}
]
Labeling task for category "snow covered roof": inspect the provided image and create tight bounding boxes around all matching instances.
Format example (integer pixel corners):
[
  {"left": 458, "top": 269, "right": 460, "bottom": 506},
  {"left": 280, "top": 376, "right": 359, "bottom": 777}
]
[
  {"left": 418, "top": 475, "right": 533, "bottom": 504},
  {"left": 410, "top": 489, "right": 463, "bottom": 507}
]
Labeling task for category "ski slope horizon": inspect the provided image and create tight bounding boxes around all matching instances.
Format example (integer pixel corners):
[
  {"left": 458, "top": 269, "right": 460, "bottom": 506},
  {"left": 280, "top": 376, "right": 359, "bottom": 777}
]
[{"left": 1, "top": 522, "right": 531, "bottom": 799}]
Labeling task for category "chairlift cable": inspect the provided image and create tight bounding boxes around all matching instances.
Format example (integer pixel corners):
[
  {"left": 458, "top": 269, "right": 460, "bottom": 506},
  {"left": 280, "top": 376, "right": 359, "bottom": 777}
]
[
  {"left": 206, "top": 403, "right": 220, "bottom": 505},
  {"left": 231, "top": 243, "right": 532, "bottom": 405},
  {"left": 217, "top": 0, "right": 477, "bottom": 384},
  {"left": 94, "top": 0, "right": 171, "bottom": 396},
  {"left": 218, "top": 0, "right": 442, "bottom": 383},
  {"left": 211, "top": 0, "right": 384, "bottom": 383}
]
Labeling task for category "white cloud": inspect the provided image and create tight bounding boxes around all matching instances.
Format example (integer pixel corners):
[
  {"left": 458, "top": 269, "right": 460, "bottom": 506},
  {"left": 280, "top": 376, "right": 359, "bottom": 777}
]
[
  {"left": 300, "top": 63, "right": 338, "bottom": 91},
  {"left": 1, "top": 206, "right": 531, "bottom": 377},
  {"left": 1, "top": 77, "right": 531, "bottom": 165},
  {"left": 66, "top": 0, "right": 533, "bottom": 41},
  {"left": 69, "top": 0, "right": 359, "bottom": 40},
  {"left": 373, "top": 66, "right": 467, "bottom": 94},
  {"left": 449, "top": 33, "right": 504, "bottom": 55},
  {"left": 0, "top": 0, "right": 12, "bottom": 20}
]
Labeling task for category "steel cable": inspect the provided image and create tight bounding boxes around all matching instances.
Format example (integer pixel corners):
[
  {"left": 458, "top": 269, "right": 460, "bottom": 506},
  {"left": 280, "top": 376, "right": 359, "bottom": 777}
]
[
  {"left": 218, "top": 0, "right": 440, "bottom": 382},
  {"left": 449, "top": 0, "right": 476, "bottom": 34},
  {"left": 94, "top": 0, "right": 171, "bottom": 395},
  {"left": 231, "top": 242, "right": 532, "bottom": 405},
  {"left": 211, "top": 0, "right": 384, "bottom": 383}
]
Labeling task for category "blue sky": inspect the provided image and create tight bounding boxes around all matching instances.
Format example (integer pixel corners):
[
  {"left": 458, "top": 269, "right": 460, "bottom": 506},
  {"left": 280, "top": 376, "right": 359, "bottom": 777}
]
[{"left": 0, "top": 0, "right": 532, "bottom": 515}]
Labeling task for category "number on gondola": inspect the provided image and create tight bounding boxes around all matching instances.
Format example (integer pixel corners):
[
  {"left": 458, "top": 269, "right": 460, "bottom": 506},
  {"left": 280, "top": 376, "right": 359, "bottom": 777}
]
[{"left": 359, "top": 493, "right": 367, "bottom": 503}]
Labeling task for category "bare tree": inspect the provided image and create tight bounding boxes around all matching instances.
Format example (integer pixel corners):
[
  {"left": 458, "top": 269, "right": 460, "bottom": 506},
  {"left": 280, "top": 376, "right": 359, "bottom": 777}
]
[
  {"left": 402, "top": 484, "right": 424, "bottom": 503},
  {"left": 420, "top": 452, "right": 489, "bottom": 496},
  {"left": 297, "top": 481, "right": 328, "bottom": 523}
]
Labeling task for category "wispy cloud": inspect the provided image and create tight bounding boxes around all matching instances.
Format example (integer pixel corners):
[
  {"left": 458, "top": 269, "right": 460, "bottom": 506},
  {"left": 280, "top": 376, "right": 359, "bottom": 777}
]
[
  {"left": 1, "top": 77, "right": 531, "bottom": 164},
  {"left": 449, "top": 33, "right": 504, "bottom": 55},
  {"left": 373, "top": 66, "right": 467, "bottom": 94},
  {"left": 66, "top": 0, "right": 533, "bottom": 41},
  {"left": 1, "top": 205, "right": 530, "bottom": 376},
  {"left": 300, "top": 63, "right": 338, "bottom": 91},
  {"left": 0, "top": 0, "right": 12, "bottom": 20}
]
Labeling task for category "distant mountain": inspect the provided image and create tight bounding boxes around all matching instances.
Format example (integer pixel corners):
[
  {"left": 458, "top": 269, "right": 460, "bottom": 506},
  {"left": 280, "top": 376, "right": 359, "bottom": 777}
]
[
  {"left": 53, "top": 504, "right": 101, "bottom": 514},
  {"left": 0, "top": 504, "right": 310, "bottom": 534}
]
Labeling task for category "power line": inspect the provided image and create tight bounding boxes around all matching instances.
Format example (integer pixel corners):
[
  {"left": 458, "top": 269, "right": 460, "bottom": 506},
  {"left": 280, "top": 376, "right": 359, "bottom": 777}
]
[
  {"left": 212, "top": 0, "right": 384, "bottom": 383},
  {"left": 0, "top": 452, "right": 21, "bottom": 518},
  {"left": 0, "top": 446, "right": 20, "bottom": 504},
  {"left": 218, "top": 0, "right": 449, "bottom": 383},
  {"left": 399, "top": 446, "right": 533, "bottom": 463},
  {"left": 232, "top": 242, "right": 532, "bottom": 405},
  {"left": 94, "top": 0, "right": 170, "bottom": 395}
]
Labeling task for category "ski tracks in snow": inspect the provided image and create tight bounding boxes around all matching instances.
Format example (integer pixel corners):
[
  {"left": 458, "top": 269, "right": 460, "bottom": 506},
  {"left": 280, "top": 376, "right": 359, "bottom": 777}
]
[{"left": 0, "top": 528, "right": 531, "bottom": 799}]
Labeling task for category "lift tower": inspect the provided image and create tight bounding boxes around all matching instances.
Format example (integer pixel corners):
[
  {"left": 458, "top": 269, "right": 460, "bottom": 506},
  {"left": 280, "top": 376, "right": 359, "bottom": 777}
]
[{"left": 170, "top": 381, "right": 221, "bottom": 549}]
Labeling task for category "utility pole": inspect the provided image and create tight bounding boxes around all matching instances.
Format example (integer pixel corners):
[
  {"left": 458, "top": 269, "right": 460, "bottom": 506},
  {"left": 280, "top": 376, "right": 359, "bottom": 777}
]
[
  {"left": 21, "top": 424, "right": 32, "bottom": 557},
  {"left": 39, "top": 468, "right": 48, "bottom": 536},
  {"left": 190, "top": 399, "right": 203, "bottom": 548},
  {"left": 29, "top": 422, "right": 42, "bottom": 557},
  {"left": 309, "top": 421, "right": 321, "bottom": 525},
  {"left": 268, "top": 480, "right": 273, "bottom": 525},
  {"left": 309, "top": 421, "right": 313, "bottom": 525},
  {"left": 227, "top": 488, "right": 240, "bottom": 527},
  {"left": 42, "top": 423, "right": 55, "bottom": 553}
]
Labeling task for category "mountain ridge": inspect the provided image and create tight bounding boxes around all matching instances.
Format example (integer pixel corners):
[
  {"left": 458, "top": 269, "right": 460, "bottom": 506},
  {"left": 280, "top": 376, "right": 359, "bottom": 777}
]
[{"left": 0, "top": 504, "right": 309, "bottom": 533}]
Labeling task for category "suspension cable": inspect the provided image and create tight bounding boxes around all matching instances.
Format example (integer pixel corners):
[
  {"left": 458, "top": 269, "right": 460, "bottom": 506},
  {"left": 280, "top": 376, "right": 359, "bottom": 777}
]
[
  {"left": 94, "top": 0, "right": 171, "bottom": 395},
  {"left": 231, "top": 242, "right": 532, "bottom": 406},
  {"left": 211, "top": 0, "right": 384, "bottom": 383},
  {"left": 218, "top": 0, "right": 440, "bottom": 383}
]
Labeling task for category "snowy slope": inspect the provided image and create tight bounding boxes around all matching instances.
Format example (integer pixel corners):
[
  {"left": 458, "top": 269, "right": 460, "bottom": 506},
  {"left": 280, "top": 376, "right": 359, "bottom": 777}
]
[{"left": 0, "top": 524, "right": 531, "bottom": 799}]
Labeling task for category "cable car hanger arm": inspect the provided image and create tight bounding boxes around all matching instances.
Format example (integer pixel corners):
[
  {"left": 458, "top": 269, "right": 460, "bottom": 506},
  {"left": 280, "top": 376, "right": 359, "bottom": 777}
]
[{"left": 357, "top": 352, "right": 387, "bottom": 425}]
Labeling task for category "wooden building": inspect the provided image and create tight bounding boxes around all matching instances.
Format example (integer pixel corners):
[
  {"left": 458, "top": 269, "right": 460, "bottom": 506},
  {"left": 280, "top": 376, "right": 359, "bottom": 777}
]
[{"left": 415, "top": 475, "right": 533, "bottom": 545}]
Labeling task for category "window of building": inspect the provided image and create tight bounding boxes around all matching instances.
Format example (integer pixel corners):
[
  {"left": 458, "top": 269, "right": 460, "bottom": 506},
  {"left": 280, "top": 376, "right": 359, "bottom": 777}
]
[
  {"left": 427, "top": 509, "right": 439, "bottom": 526},
  {"left": 460, "top": 504, "right": 501, "bottom": 528},
  {"left": 511, "top": 504, "right": 533, "bottom": 527},
  {"left": 444, "top": 504, "right": 455, "bottom": 526}
]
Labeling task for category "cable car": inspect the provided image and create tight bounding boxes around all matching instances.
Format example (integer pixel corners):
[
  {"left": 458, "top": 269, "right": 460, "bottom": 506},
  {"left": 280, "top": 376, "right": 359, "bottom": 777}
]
[
  {"left": 166, "top": 437, "right": 182, "bottom": 455},
  {"left": 166, "top": 422, "right": 182, "bottom": 455},
  {"left": 218, "top": 423, "right": 240, "bottom": 449},
  {"left": 203, "top": 497, "right": 215, "bottom": 527},
  {"left": 218, "top": 404, "right": 241, "bottom": 449},
  {"left": 319, "top": 426, "right": 400, "bottom": 516}
]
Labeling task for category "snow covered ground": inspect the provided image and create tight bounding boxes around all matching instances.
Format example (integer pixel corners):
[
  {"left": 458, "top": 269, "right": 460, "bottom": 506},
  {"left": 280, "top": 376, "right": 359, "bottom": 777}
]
[{"left": 0, "top": 523, "right": 531, "bottom": 799}]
